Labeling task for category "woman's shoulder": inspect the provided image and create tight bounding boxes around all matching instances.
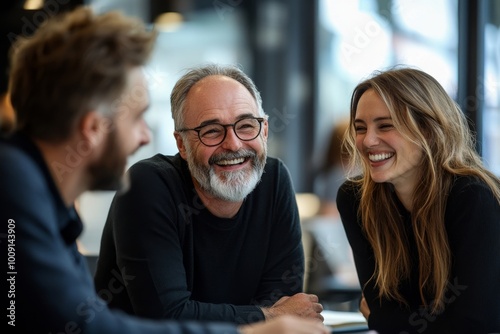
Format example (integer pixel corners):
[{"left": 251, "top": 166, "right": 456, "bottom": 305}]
[
  {"left": 447, "top": 175, "right": 500, "bottom": 215},
  {"left": 450, "top": 174, "right": 497, "bottom": 197}
]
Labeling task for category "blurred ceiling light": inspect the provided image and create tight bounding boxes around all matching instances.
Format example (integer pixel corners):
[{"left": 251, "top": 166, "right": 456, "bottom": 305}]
[
  {"left": 155, "top": 12, "right": 183, "bottom": 32},
  {"left": 24, "top": 0, "right": 44, "bottom": 10}
]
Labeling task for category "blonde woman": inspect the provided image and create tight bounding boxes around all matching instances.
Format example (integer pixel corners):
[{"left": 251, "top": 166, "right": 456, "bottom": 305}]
[{"left": 337, "top": 67, "right": 500, "bottom": 333}]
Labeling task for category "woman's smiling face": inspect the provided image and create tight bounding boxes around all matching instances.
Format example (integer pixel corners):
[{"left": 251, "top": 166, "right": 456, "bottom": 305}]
[{"left": 354, "top": 89, "right": 423, "bottom": 192}]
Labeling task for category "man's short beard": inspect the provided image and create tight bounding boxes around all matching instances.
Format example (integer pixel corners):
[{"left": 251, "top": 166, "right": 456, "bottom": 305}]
[
  {"left": 87, "top": 129, "right": 128, "bottom": 192},
  {"left": 185, "top": 141, "right": 267, "bottom": 202}
]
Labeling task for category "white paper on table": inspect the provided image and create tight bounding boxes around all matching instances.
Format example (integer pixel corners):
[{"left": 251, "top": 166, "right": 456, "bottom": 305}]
[{"left": 321, "top": 310, "right": 367, "bottom": 327}]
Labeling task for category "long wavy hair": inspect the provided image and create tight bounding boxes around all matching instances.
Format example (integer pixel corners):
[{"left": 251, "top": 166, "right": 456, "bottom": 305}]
[{"left": 343, "top": 67, "right": 500, "bottom": 313}]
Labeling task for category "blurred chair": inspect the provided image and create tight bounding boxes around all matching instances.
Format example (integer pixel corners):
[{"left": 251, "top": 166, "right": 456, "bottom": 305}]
[
  {"left": 296, "top": 192, "right": 320, "bottom": 290},
  {"left": 302, "top": 216, "right": 361, "bottom": 311}
]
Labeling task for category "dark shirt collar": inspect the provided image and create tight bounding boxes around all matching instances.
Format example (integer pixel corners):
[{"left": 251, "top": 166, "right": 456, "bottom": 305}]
[{"left": 7, "top": 132, "right": 83, "bottom": 244}]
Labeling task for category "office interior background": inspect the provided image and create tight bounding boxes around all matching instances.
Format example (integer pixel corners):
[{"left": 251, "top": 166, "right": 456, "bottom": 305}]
[{"left": 1, "top": 0, "right": 499, "bottom": 255}]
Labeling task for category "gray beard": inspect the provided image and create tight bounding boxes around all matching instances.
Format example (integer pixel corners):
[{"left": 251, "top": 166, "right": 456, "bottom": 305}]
[{"left": 185, "top": 146, "right": 267, "bottom": 202}]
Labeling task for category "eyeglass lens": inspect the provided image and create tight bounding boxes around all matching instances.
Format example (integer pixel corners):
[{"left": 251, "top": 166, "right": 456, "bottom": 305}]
[{"left": 199, "top": 118, "right": 261, "bottom": 146}]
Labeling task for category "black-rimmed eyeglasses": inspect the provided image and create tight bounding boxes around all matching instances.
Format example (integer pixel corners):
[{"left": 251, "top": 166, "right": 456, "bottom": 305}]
[{"left": 177, "top": 117, "right": 265, "bottom": 147}]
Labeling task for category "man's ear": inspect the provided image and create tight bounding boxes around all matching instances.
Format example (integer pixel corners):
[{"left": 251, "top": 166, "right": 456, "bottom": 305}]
[
  {"left": 174, "top": 131, "right": 188, "bottom": 160},
  {"left": 262, "top": 118, "right": 269, "bottom": 141},
  {"left": 79, "top": 111, "right": 108, "bottom": 147}
]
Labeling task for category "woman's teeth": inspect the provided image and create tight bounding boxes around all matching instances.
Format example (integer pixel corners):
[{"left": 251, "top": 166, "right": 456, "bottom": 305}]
[{"left": 369, "top": 153, "right": 394, "bottom": 162}]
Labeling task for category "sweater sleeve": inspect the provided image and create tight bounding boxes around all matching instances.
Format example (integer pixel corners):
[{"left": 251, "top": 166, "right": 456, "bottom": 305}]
[
  {"left": 103, "top": 158, "right": 263, "bottom": 324},
  {"left": 436, "top": 178, "right": 500, "bottom": 333}
]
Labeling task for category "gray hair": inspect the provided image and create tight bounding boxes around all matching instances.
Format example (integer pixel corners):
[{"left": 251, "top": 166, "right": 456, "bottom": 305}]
[{"left": 170, "top": 63, "right": 265, "bottom": 130}]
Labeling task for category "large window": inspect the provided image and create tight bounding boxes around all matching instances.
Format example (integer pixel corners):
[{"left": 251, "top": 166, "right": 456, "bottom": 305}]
[
  {"left": 315, "top": 0, "right": 458, "bottom": 169},
  {"left": 316, "top": 0, "right": 500, "bottom": 178},
  {"left": 483, "top": 1, "right": 500, "bottom": 175}
]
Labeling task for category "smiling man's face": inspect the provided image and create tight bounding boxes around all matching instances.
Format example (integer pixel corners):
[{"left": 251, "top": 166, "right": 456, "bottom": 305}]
[{"left": 175, "top": 75, "right": 268, "bottom": 202}]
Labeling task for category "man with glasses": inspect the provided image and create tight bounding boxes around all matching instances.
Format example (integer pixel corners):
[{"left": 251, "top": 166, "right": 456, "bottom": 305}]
[{"left": 94, "top": 64, "right": 324, "bottom": 325}]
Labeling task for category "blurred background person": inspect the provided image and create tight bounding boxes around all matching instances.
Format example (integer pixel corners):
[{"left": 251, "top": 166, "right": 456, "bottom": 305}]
[
  {"left": 0, "top": 2, "right": 22, "bottom": 134},
  {"left": 0, "top": 90, "right": 15, "bottom": 134},
  {"left": 313, "top": 119, "right": 349, "bottom": 217}
]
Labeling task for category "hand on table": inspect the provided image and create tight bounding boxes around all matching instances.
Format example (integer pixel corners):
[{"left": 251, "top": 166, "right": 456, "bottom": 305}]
[
  {"left": 261, "top": 293, "right": 324, "bottom": 322},
  {"left": 238, "top": 315, "right": 329, "bottom": 334}
]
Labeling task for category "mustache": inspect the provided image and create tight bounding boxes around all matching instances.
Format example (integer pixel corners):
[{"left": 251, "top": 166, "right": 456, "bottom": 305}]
[{"left": 209, "top": 149, "right": 257, "bottom": 165}]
